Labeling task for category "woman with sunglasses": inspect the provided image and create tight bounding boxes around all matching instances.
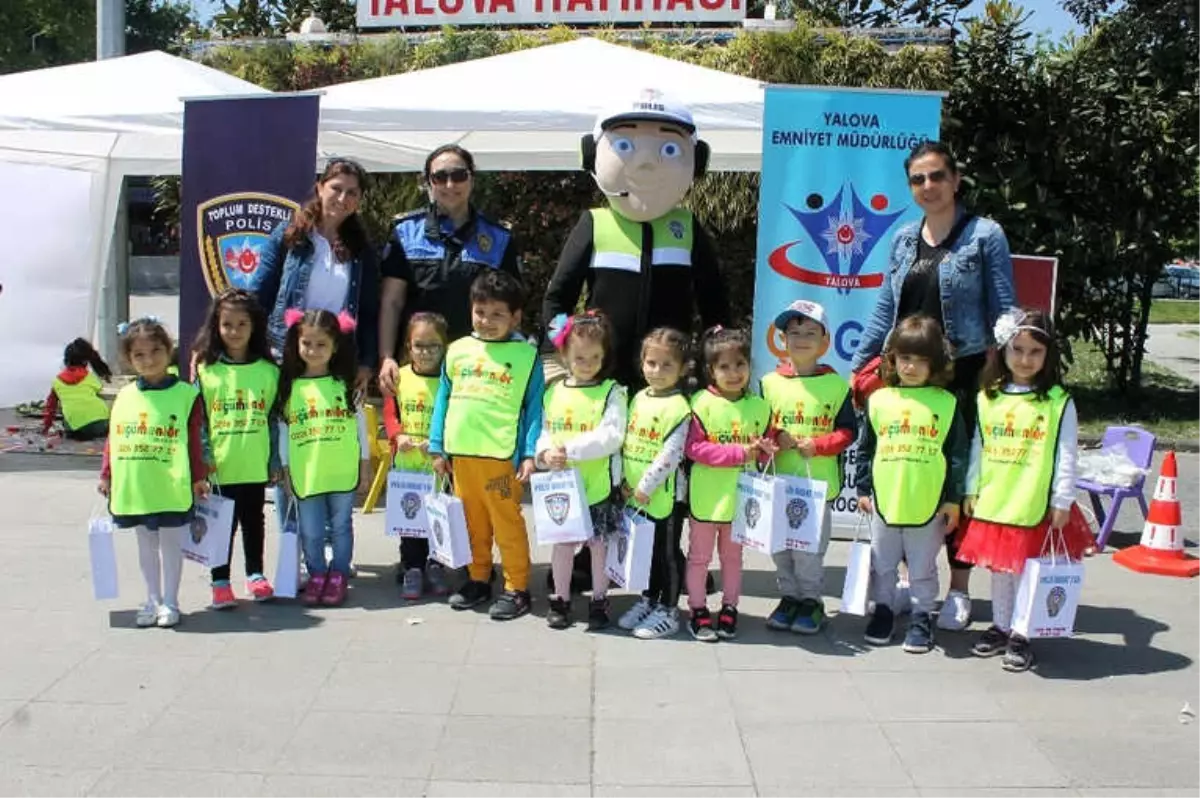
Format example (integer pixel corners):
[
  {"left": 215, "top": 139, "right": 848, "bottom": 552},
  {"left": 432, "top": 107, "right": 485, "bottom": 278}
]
[
  {"left": 851, "top": 140, "right": 1015, "bottom": 634},
  {"left": 378, "top": 145, "right": 522, "bottom": 397}
]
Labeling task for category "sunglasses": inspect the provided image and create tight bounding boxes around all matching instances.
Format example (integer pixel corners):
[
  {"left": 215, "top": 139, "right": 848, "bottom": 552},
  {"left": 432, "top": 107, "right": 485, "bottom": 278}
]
[
  {"left": 908, "top": 169, "right": 949, "bottom": 187},
  {"left": 429, "top": 168, "right": 471, "bottom": 186}
]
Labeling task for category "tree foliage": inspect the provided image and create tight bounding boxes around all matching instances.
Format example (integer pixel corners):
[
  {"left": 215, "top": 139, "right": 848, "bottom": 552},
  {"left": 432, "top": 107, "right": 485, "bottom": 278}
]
[{"left": 212, "top": 0, "right": 357, "bottom": 37}]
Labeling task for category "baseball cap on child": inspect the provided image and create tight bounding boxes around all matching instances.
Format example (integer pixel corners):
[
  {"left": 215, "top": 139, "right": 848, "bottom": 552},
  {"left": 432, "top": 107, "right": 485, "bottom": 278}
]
[
  {"left": 774, "top": 299, "right": 829, "bottom": 333},
  {"left": 594, "top": 88, "right": 697, "bottom": 139}
]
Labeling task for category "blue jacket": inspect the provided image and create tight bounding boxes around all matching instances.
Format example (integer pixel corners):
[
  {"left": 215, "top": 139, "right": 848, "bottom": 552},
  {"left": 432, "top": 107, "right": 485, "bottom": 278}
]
[
  {"left": 252, "top": 224, "right": 380, "bottom": 369},
  {"left": 851, "top": 211, "right": 1015, "bottom": 371}
]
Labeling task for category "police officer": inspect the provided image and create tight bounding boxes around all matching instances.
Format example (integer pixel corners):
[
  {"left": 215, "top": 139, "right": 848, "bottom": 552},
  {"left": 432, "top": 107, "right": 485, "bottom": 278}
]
[{"left": 378, "top": 145, "right": 522, "bottom": 396}]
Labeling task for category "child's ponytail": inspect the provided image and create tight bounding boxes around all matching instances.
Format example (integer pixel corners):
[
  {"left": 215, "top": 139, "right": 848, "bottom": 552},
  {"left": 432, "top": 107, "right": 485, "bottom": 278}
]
[{"left": 64, "top": 338, "right": 112, "bottom": 382}]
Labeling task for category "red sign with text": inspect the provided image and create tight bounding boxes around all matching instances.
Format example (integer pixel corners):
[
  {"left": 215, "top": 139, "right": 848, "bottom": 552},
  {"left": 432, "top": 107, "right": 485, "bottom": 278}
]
[
  {"left": 1012, "top": 254, "right": 1058, "bottom": 313},
  {"left": 358, "top": 0, "right": 744, "bottom": 26}
]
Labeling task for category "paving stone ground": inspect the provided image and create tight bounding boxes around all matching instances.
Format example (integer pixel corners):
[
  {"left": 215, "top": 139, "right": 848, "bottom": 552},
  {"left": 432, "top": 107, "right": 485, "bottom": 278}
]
[{"left": 0, "top": 451, "right": 1196, "bottom": 797}]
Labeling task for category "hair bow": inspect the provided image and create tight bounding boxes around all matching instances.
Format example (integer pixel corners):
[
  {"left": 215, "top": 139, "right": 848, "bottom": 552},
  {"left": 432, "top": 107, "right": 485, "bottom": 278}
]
[
  {"left": 116, "top": 315, "right": 162, "bottom": 336},
  {"left": 283, "top": 308, "right": 305, "bottom": 329},
  {"left": 284, "top": 308, "right": 358, "bottom": 334},
  {"left": 993, "top": 308, "right": 1038, "bottom": 347}
]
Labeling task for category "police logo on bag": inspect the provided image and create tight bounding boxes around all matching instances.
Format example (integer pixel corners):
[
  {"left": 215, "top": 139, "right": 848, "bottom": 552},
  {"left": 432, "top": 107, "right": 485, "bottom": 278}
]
[
  {"left": 668, "top": 220, "right": 685, "bottom": 240},
  {"left": 400, "top": 491, "right": 422, "bottom": 520},
  {"left": 744, "top": 497, "right": 761, "bottom": 529},
  {"left": 1046, "top": 585, "right": 1067, "bottom": 618},
  {"left": 197, "top": 192, "right": 301, "bottom": 296},
  {"left": 616, "top": 533, "right": 629, "bottom": 565},
  {"left": 190, "top": 515, "right": 208, "bottom": 545},
  {"left": 785, "top": 498, "right": 809, "bottom": 530},
  {"left": 545, "top": 492, "right": 571, "bottom": 526},
  {"left": 431, "top": 519, "right": 445, "bottom": 547}
]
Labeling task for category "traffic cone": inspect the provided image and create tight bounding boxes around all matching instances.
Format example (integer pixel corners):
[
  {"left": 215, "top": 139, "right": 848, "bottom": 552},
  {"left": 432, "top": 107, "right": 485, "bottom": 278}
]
[{"left": 1114, "top": 451, "right": 1199, "bottom": 578}]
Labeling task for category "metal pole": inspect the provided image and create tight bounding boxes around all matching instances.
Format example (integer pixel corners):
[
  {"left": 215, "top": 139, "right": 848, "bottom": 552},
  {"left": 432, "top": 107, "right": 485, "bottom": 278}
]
[{"left": 96, "top": 0, "right": 125, "bottom": 60}]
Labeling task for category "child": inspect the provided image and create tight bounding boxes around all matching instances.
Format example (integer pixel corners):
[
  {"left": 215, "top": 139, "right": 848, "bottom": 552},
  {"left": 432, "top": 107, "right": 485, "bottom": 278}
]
[
  {"left": 685, "top": 326, "right": 777, "bottom": 642},
  {"left": 385, "top": 312, "right": 452, "bottom": 600},
  {"left": 957, "top": 308, "right": 1092, "bottom": 672},
  {"left": 619, "top": 328, "right": 693, "bottom": 640},
  {"left": 537, "top": 312, "right": 627, "bottom": 631},
  {"left": 278, "top": 308, "right": 366, "bottom": 607},
  {"left": 98, "top": 318, "right": 209, "bottom": 628},
  {"left": 44, "top": 338, "right": 112, "bottom": 440},
  {"left": 761, "top": 300, "right": 855, "bottom": 634},
  {"left": 193, "top": 288, "right": 280, "bottom": 609},
  {"left": 430, "top": 270, "right": 544, "bottom": 620},
  {"left": 856, "top": 314, "right": 969, "bottom": 653}
]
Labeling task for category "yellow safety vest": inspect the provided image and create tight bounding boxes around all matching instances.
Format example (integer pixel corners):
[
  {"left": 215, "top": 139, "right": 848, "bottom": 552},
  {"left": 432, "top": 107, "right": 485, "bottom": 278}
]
[
  {"left": 53, "top": 372, "right": 109, "bottom": 431},
  {"left": 973, "top": 387, "right": 1070, "bottom": 527},
  {"left": 761, "top": 370, "right": 849, "bottom": 498},
  {"left": 590, "top": 206, "right": 694, "bottom": 272},
  {"left": 622, "top": 389, "right": 691, "bottom": 519},
  {"left": 867, "top": 386, "right": 957, "bottom": 527},
  {"left": 689, "top": 390, "right": 772, "bottom": 523},
  {"left": 108, "top": 381, "right": 197, "bottom": 516},
  {"left": 197, "top": 359, "right": 278, "bottom": 485},
  {"left": 285, "top": 376, "right": 360, "bottom": 499},
  {"left": 443, "top": 336, "right": 537, "bottom": 460},
  {"left": 544, "top": 379, "right": 618, "bottom": 505},
  {"left": 392, "top": 365, "right": 440, "bottom": 473}
]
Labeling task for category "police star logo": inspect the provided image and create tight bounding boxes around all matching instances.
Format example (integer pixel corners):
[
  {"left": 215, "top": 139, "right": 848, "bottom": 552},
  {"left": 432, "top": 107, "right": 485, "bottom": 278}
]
[
  {"left": 545, "top": 492, "right": 571, "bottom": 526},
  {"left": 400, "top": 491, "right": 422, "bottom": 520},
  {"left": 197, "top": 192, "right": 300, "bottom": 296},
  {"left": 1046, "top": 585, "right": 1067, "bottom": 618},
  {"left": 190, "top": 515, "right": 208, "bottom": 545},
  {"left": 785, "top": 498, "right": 809, "bottom": 530},
  {"left": 477, "top": 232, "right": 493, "bottom": 253},
  {"left": 744, "top": 497, "right": 761, "bottom": 529}
]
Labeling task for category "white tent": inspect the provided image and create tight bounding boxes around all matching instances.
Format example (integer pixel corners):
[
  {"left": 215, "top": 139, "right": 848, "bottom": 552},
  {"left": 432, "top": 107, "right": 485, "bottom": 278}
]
[{"left": 319, "top": 38, "right": 766, "bottom": 172}]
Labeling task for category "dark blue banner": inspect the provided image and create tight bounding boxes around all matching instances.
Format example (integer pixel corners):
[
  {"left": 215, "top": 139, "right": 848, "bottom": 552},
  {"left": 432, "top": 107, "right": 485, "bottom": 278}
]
[{"left": 178, "top": 94, "right": 319, "bottom": 369}]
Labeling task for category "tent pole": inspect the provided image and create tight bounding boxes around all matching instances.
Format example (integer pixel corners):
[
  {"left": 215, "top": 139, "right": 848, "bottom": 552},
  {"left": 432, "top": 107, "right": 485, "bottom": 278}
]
[{"left": 96, "top": 0, "right": 125, "bottom": 60}]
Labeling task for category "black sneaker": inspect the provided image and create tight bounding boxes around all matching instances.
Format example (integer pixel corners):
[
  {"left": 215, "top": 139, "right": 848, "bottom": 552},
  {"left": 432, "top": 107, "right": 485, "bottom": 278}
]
[
  {"left": 547, "top": 597, "right": 572, "bottom": 629},
  {"left": 448, "top": 580, "right": 491, "bottom": 611},
  {"left": 717, "top": 604, "right": 739, "bottom": 640},
  {"left": 864, "top": 604, "right": 895, "bottom": 646},
  {"left": 489, "top": 590, "right": 531, "bottom": 621},
  {"left": 689, "top": 607, "right": 718, "bottom": 642},
  {"left": 587, "top": 598, "right": 611, "bottom": 631},
  {"left": 1002, "top": 634, "right": 1036, "bottom": 672},
  {"left": 972, "top": 626, "right": 1009, "bottom": 658},
  {"left": 766, "top": 597, "right": 801, "bottom": 631},
  {"left": 902, "top": 611, "right": 935, "bottom": 654}
]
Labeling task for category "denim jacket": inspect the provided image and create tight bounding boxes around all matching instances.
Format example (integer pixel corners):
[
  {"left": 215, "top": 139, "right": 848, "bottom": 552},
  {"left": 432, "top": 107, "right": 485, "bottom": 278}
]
[
  {"left": 851, "top": 211, "right": 1015, "bottom": 371},
  {"left": 252, "top": 224, "right": 380, "bottom": 369}
]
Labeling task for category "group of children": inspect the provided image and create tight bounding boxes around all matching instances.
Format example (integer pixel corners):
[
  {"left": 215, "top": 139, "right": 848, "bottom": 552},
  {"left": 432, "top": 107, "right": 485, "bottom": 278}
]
[{"left": 86, "top": 267, "right": 1090, "bottom": 671}]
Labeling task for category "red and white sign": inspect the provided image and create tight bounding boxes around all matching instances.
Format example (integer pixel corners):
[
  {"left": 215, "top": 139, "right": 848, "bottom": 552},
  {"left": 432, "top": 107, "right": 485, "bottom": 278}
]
[{"left": 358, "top": 0, "right": 744, "bottom": 27}]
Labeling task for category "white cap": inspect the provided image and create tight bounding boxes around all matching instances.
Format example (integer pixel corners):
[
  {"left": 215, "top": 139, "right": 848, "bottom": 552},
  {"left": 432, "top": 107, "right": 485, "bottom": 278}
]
[
  {"left": 594, "top": 88, "right": 697, "bottom": 139},
  {"left": 774, "top": 299, "right": 829, "bottom": 332}
]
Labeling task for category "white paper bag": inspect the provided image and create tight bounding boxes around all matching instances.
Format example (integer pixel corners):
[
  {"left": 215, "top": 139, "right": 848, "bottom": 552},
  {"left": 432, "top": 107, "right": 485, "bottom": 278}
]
[
  {"left": 88, "top": 516, "right": 119, "bottom": 600},
  {"left": 840, "top": 519, "right": 871, "bottom": 616},
  {"left": 605, "top": 509, "right": 655, "bottom": 593},
  {"left": 427, "top": 486, "right": 472, "bottom": 569},
  {"left": 732, "top": 470, "right": 828, "bottom": 555},
  {"left": 385, "top": 470, "right": 436, "bottom": 538},
  {"left": 275, "top": 501, "right": 301, "bottom": 599},
  {"left": 181, "top": 494, "right": 234, "bottom": 568},
  {"left": 531, "top": 469, "right": 594, "bottom": 546},
  {"left": 1011, "top": 539, "right": 1084, "bottom": 639}
]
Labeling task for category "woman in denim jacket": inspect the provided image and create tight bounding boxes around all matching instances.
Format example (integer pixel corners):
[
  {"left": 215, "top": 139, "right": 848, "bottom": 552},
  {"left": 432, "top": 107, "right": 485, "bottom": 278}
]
[{"left": 850, "top": 141, "right": 1015, "bottom": 633}]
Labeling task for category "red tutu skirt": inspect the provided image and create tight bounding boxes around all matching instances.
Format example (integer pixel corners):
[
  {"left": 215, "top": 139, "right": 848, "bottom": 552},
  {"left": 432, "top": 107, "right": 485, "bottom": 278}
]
[{"left": 957, "top": 504, "right": 1095, "bottom": 574}]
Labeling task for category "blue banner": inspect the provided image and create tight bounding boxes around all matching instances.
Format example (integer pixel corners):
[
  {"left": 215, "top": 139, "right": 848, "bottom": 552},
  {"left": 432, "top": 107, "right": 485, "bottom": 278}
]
[{"left": 178, "top": 95, "right": 319, "bottom": 369}]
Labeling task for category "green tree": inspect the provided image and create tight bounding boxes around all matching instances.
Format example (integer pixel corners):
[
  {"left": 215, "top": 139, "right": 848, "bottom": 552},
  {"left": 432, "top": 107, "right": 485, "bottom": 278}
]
[{"left": 212, "top": 0, "right": 357, "bottom": 37}]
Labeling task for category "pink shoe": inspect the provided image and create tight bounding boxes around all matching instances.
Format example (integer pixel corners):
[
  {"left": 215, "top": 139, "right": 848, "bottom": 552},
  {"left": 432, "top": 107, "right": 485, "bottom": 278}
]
[
  {"left": 321, "top": 571, "right": 348, "bottom": 607},
  {"left": 210, "top": 583, "right": 236, "bottom": 610},
  {"left": 247, "top": 575, "right": 275, "bottom": 602},
  {"left": 303, "top": 573, "right": 327, "bottom": 606}
]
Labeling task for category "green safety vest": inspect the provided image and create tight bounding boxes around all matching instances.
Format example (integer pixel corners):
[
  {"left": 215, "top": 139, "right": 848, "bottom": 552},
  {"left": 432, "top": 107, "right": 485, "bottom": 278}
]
[
  {"left": 972, "top": 387, "right": 1069, "bottom": 527},
  {"left": 392, "top": 365, "right": 440, "bottom": 473},
  {"left": 867, "top": 386, "right": 957, "bottom": 527},
  {"left": 285, "top": 376, "right": 360, "bottom": 499},
  {"left": 689, "top": 390, "right": 772, "bottom": 523},
  {"left": 761, "top": 370, "right": 849, "bottom": 498},
  {"left": 53, "top": 372, "right": 109, "bottom": 431},
  {"left": 443, "top": 336, "right": 537, "bottom": 460},
  {"left": 543, "top": 379, "right": 618, "bottom": 505},
  {"left": 590, "top": 206, "right": 694, "bottom": 272},
  {"left": 197, "top": 359, "right": 278, "bottom": 485},
  {"left": 622, "top": 389, "right": 691, "bottom": 519},
  {"left": 108, "top": 381, "right": 197, "bottom": 516}
]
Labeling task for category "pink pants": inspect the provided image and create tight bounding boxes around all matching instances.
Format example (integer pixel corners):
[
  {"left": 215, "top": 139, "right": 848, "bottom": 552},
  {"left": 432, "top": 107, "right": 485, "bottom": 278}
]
[{"left": 686, "top": 520, "right": 742, "bottom": 610}]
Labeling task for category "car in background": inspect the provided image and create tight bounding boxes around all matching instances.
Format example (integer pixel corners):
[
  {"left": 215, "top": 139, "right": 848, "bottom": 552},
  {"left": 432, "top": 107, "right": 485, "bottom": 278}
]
[{"left": 1152, "top": 265, "right": 1200, "bottom": 299}]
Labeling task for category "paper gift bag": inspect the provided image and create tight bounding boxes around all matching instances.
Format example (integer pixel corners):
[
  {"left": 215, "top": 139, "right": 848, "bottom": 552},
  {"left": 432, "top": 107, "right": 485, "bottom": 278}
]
[
  {"left": 427, "top": 484, "right": 472, "bottom": 569},
  {"left": 88, "top": 515, "right": 119, "bottom": 600},
  {"left": 181, "top": 494, "right": 234, "bottom": 568},
  {"left": 531, "top": 469, "right": 594, "bottom": 546},
  {"left": 1011, "top": 534, "right": 1084, "bottom": 639},
  {"left": 385, "top": 470, "right": 436, "bottom": 538},
  {"left": 275, "top": 501, "right": 301, "bottom": 599},
  {"left": 604, "top": 509, "right": 655, "bottom": 593},
  {"left": 732, "top": 470, "right": 829, "bottom": 555},
  {"left": 840, "top": 519, "right": 871, "bottom": 616}
]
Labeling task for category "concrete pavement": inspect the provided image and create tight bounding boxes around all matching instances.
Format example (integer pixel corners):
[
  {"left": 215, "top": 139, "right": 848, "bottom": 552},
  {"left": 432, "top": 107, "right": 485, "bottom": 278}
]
[{"left": 1145, "top": 324, "right": 1200, "bottom": 385}]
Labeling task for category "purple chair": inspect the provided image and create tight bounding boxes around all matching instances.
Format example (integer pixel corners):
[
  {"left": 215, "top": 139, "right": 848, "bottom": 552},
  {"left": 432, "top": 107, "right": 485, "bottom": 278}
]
[{"left": 1076, "top": 425, "right": 1156, "bottom": 551}]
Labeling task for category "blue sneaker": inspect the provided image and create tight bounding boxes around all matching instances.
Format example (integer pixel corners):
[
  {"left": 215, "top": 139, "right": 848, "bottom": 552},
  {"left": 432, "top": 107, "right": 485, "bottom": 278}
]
[
  {"left": 790, "top": 598, "right": 825, "bottom": 635},
  {"left": 903, "top": 611, "right": 935, "bottom": 654},
  {"left": 766, "top": 597, "right": 800, "bottom": 631}
]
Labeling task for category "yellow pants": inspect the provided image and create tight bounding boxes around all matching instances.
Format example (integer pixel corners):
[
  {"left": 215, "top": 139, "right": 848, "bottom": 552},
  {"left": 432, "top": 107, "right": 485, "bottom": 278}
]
[{"left": 452, "top": 456, "right": 530, "bottom": 591}]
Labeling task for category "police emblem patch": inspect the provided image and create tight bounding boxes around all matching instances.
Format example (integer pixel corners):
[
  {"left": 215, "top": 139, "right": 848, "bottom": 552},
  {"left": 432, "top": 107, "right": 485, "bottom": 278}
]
[
  {"left": 545, "top": 492, "right": 571, "bottom": 525},
  {"left": 1046, "top": 585, "right": 1067, "bottom": 618},
  {"left": 431, "top": 519, "right": 445, "bottom": 548},
  {"left": 785, "top": 498, "right": 808, "bottom": 530},
  {"left": 477, "top": 232, "right": 493, "bottom": 253},
  {"left": 668, "top": 220, "right": 685, "bottom": 240},
  {"left": 197, "top": 192, "right": 300, "bottom": 296},
  {"left": 400, "top": 491, "right": 422, "bottom": 520},
  {"left": 744, "top": 497, "right": 761, "bottom": 529},
  {"left": 190, "top": 516, "right": 208, "bottom": 545}
]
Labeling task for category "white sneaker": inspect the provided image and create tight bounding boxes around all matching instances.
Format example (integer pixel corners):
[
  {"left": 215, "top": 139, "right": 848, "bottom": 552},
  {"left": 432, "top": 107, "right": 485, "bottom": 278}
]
[
  {"left": 618, "top": 597, "right": 654, "bottom": 631},
  {"left": 156, "top": 605, "right": 181, "bottom": 628},
  {"left": 936, "top": 590, "right": 971, "bottom": 631},
  {"left": 135, "top": 603, "right": 158, "bottom": 628},
  {"left": 633, "top": 605, "right": 680, "bottom": 640}
]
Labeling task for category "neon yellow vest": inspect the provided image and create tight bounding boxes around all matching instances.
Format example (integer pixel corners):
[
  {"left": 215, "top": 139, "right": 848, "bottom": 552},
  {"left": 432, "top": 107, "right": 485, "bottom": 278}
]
[
  {"left": 108, "top": 382, "right": 197, "bottom": 516},
  {"left": 689, "top": 390, "right": 772, "bottom": 523},
  {"left": 973, "top": 387, "right": 1069, "bottom": 527},
  {"left": 53, "top": 372, "right": 109, "bottom": 431},
  {"left": 285, "top": 377, "right": 360, "bottom": 499},
  {"left": 590, "top": 206, "right": 694, "bottom": 272},
  {"left": 443, "top": 336, "right": 537, "bottom": 460},
  {"left": 867, "top": 386, "right": 957, "bottom": 526},
  {"left": 761, "top": 370, "right": 849, "bottom": 497},
  {"left": 544, "top": 380, "right": 618, "bottom": 505},
  {"left": 623, "top": 389, "right": 691, "bottom": 519},
  {"left": 392, "top": 365, "right": 440, "bottom": 473},
  {"left": 197, "top": 359, "right": 278, "bottom": 485}
]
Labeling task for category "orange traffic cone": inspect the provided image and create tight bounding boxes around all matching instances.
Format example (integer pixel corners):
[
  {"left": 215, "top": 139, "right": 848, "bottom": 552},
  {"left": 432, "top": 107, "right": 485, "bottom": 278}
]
[{"left": 1114, "top": 452, "right": 1199, "bottom": 578}]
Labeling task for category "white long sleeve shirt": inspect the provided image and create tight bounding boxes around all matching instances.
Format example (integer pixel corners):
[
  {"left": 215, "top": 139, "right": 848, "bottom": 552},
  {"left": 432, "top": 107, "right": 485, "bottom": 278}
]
[
  {"left": 536, "top": 382, "right": 628, "bottom": 486},
  {"left": 635, "top": 419, "right": 688, "bottom": 501}
]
